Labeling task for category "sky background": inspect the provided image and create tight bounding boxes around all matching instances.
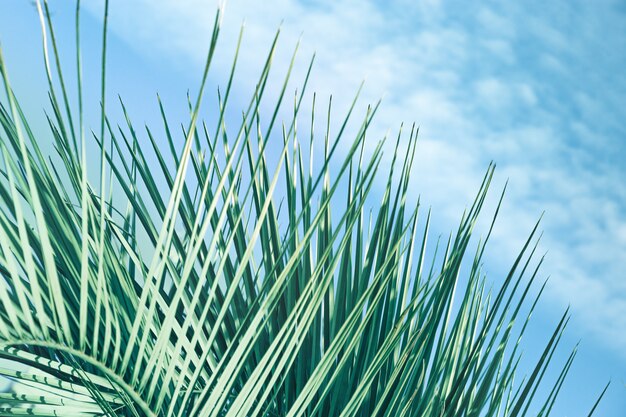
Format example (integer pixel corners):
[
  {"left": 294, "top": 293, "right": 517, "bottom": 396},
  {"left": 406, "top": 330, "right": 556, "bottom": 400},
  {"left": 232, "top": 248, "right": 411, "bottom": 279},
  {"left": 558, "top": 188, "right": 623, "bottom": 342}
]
[{"left": 1, "top": 0, "right": 626, "bottom": 415}]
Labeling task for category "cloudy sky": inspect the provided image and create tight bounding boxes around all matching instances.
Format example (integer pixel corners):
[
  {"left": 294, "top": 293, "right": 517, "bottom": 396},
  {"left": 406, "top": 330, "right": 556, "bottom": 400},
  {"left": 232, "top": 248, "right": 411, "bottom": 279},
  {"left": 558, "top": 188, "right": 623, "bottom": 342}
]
[{"left": 2, "top": 0, "right": 626, "bottom": 414}]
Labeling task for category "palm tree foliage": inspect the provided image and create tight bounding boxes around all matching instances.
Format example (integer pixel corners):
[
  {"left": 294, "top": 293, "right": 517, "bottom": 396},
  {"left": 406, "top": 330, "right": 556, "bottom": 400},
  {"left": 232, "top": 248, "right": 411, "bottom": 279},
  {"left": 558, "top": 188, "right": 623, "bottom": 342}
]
[{"left": 0, "top": 1, "right": 608, "bottom": 416}]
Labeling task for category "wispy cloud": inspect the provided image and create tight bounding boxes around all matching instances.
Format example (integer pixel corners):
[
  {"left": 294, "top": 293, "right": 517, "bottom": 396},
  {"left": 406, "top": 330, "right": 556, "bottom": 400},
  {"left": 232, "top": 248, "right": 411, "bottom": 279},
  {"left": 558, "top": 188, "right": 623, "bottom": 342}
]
[{"left": 83, "top": 0, "right": 626, "bottom": 357}]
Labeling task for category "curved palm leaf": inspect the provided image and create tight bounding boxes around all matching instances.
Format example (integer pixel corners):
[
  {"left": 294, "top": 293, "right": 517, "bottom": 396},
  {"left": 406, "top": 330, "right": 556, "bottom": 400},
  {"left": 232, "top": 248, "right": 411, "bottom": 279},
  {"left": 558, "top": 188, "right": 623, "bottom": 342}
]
[{"left": 0, "top": 1, "right": 608, "bottom": 416}]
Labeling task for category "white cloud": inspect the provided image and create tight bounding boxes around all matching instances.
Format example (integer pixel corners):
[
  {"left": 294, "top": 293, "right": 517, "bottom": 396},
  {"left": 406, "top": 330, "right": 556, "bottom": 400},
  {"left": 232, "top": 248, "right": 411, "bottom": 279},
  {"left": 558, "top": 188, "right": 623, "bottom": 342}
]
[
  {"left": 81, "top": 0, "right": 626, "bottom": 358},
  {"left": 478, "top": 7, "right": 516, "bottom": 38}
]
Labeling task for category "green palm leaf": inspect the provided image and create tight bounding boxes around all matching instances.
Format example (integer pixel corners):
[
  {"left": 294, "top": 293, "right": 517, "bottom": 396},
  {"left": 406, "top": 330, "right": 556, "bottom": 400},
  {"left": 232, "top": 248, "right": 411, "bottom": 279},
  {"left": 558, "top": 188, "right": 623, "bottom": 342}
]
[{"left": 0, "top": 1, "right": 607, "bottom": 416}]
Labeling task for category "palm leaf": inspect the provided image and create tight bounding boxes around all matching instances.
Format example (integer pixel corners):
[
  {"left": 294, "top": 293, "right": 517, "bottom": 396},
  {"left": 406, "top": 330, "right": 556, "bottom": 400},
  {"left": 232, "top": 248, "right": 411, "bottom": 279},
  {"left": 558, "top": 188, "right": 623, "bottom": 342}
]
[{"left": 0, "top": 1, "right": 607, "bottom": 416}]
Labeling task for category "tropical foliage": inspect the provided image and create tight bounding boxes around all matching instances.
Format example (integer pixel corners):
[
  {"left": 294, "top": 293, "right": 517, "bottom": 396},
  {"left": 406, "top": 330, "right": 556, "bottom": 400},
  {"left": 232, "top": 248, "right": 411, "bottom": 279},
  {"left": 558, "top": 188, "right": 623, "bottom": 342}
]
[{"left": 0, "top": 1, "right": 607, "bottom": 416}]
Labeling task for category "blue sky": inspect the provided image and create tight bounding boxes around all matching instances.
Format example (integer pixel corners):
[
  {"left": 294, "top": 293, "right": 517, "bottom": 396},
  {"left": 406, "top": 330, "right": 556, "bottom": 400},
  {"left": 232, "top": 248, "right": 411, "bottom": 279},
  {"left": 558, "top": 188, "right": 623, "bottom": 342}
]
[{"left": 1, "top": 0, "right": 626, "bottom": 414}]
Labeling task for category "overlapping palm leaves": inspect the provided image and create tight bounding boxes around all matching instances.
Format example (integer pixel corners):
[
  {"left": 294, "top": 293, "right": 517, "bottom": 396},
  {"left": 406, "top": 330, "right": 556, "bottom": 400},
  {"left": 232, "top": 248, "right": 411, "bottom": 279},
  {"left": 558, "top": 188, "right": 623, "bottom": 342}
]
[{"left": 0, "top": 1, "right": 608, "bottom": 416}]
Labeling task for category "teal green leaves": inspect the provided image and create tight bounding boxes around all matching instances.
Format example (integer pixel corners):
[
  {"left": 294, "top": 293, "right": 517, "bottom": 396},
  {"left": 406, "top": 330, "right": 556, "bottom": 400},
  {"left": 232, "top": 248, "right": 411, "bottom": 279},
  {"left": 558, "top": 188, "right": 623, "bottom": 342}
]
[{"left": 0, "top": 1, "right": 605, "bottom": 416}]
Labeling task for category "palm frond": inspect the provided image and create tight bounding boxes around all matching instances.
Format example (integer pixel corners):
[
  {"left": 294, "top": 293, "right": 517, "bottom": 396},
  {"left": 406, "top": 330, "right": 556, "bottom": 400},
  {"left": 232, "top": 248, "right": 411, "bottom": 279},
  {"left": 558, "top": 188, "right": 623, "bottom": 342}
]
[{"left": 0, "top": 1, "right": 606, "bottom": 416}]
